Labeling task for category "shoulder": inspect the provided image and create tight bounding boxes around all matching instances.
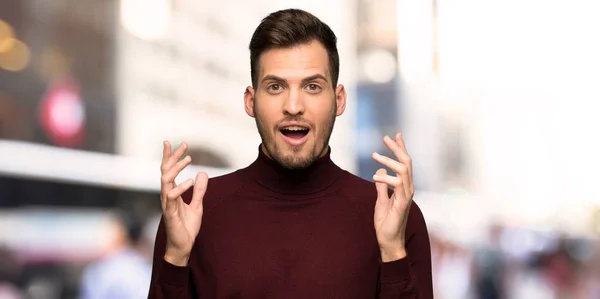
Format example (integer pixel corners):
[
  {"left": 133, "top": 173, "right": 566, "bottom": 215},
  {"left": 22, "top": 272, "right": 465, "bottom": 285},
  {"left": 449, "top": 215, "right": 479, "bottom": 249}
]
[
  {"left": 338, "top": 170, "right": 377, "bottom": 197},
  {"left": 336, "top": 171, "right": 377, "bottom": 216},
  {"left": 338, "top": 170, "right": 428, "bottom": 230},
  {"left": 181, "top": 170, "right": 246, "bottom": 212}
]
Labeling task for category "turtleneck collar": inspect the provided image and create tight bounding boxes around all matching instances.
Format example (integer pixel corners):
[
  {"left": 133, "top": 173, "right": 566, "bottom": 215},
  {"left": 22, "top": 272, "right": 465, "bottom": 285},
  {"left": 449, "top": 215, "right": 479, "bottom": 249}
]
[{"left": 245, "top": 144, "right": 342, "bottom": 196}]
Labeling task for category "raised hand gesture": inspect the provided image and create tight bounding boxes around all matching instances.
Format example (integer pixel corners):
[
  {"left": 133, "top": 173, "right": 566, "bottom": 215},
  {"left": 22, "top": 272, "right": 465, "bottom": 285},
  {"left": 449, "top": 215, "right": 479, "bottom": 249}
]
[
  {"left": 160, "top": 141, "right": 208, "bottom": 266},
  {"left": 371, "top": 133, "right": 415, "bottom": 262}
]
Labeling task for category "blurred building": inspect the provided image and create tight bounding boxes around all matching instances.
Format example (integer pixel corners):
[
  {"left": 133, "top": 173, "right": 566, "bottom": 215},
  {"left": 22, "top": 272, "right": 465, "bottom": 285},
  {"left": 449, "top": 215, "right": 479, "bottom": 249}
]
[
  {"left": 354, "top": 0, "right": 402, "bottom": 180},
  {"left": 395, "top": 0, "right": 600, "bottom": 240},
  {"left": 0, "top": 0, "right": 118, "bottom": 153}
]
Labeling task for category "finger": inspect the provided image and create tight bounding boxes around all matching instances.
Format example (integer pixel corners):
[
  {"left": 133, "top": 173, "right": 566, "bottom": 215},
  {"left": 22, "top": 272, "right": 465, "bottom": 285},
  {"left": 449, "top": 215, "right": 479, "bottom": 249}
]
[
  {"left": 164, "top": 155, "right": 192, "bottom": 183},
  {"left": 160, "top": 141, "right": 172, "bottom": 174},
  {"left": 383, "top": 135, "right": 412, "bottom": 182},
  {"left": 373, "top": 173, "right": 401, "bottom": 190},
  {"left": 395, "top": 133, "right": 408, "bottom": 153},
  {"left": 374, "top": 168, "right": 390, "bottom": 202},
  {"left": 395, "top": 133, "right": 413, "bottom": 185},
  {"left": 383, "top": 135, "right": 410, "bottom": 165},
  {"left": 373, "top": 173, "right": 409, "bottom": 210},
  {"left": 166, "top": 178, "right": 194, "bottom": 201},
  {"left": 372, "top": 152, "right": 410, "bottom": 200},
  {"left": 190, "top": 172, "right": 209, "bottom": 210},
  {"left": 163, "top": 178, "right": 194, "bottom": 213},
  {"left": 162, "top": 141, "right": 172, "bottom": 162},
  {"left": 387, "top": 133, "right": 414, "bottom": 195},
  {"left": 161, "top": 155, "right": 191, "bottom": 191},
  {"left": 163, "top": 142, "right": 188, "bottom": 171},
  {"left": 372, "top": 152, "right": 408, "bottom": 176}
]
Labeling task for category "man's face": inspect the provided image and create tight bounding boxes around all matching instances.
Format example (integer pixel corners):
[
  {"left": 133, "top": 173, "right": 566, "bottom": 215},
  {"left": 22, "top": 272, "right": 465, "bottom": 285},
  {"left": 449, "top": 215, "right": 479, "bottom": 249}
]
[{"left": 244, "top": 41, "right": 346, "bottom": 169}]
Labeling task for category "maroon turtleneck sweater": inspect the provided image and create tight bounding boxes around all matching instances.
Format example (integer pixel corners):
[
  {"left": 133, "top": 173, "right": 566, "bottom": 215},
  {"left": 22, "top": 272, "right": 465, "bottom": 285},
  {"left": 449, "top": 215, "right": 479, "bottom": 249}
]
[{"left": 148, "top": 146, "right": 433, "bottom": 298}]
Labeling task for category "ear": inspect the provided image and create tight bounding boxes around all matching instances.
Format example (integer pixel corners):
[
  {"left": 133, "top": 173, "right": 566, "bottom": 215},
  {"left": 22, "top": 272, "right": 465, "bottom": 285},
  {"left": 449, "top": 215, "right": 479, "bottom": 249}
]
[
  {"left": 334, "top": 84, "right": 347, "bottom": 116},
  {"left": 244, "top": 86, "right": 255, "bottom": 118}
]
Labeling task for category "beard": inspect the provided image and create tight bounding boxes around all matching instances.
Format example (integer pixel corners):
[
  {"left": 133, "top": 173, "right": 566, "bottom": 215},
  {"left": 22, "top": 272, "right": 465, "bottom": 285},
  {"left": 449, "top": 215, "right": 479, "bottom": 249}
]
[{"left": 254, "top": 100, "right": 337, "bottom": 170}]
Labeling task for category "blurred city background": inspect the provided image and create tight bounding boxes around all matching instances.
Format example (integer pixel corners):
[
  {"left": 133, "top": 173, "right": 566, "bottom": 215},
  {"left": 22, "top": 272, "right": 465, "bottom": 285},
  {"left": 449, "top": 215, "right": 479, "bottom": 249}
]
[{"left": 1, "top": 0, "right": 599, "bottom": 298}]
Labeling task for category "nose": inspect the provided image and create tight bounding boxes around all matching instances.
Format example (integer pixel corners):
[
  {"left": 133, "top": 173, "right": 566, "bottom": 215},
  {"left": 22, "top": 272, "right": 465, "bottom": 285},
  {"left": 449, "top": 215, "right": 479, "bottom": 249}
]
[{"left": 282, "top": 88, "right": 305, "bottom": 115}]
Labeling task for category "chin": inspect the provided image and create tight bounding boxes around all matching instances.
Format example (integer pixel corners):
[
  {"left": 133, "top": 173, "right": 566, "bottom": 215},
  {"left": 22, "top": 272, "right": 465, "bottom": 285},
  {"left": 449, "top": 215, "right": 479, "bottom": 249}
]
[
  {"left": 275, "top": 144, "right": 317, "bottom": 169},
  {"left": 278, "top": 156, "right": 314, "bottom": 170}
]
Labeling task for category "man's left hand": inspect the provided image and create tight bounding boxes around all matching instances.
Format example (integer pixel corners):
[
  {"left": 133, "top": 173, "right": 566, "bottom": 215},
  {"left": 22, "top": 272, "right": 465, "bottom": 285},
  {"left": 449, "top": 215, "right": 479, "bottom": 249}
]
[{"left": 371, "top": 133, "right": 414, "bottom": 262}]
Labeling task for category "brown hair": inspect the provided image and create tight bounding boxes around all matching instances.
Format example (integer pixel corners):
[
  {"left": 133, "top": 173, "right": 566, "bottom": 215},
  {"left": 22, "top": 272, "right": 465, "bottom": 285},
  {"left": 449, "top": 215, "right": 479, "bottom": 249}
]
[{"left": 249, "top": 9, "right": 340, "bottom": 88}]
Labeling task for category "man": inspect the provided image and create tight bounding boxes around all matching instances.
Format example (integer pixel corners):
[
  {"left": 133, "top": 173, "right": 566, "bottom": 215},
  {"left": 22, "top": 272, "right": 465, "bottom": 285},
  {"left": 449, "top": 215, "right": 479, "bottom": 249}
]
[
  {"left": 80, "top": 212, "right": 152, "bottom": 299},
  {"left": 148, "top": 8, "right": 433, "bottom": 298}
]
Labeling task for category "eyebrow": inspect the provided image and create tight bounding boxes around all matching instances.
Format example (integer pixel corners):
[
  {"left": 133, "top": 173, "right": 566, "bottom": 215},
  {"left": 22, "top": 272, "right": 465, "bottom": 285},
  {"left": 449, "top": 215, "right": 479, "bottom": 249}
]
[{"left": 261, "top": 74, "right": 329, "bottom": 85}]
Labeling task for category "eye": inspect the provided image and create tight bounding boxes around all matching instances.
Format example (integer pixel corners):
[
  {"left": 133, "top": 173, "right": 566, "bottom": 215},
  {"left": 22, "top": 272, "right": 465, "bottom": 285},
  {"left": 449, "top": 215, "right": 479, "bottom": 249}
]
[
  {"left": 305, "top": 83, "right": 322, "bottom": 93},
  {"left": 267, "top": 83, "right": 282, "bottom": 91}
]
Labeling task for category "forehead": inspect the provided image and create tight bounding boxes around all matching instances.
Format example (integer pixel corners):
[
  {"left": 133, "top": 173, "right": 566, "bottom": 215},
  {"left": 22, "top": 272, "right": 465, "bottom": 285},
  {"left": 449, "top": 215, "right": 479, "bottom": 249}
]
[{"left": 258, "top": 41, "right": 330, "bottom": 81}]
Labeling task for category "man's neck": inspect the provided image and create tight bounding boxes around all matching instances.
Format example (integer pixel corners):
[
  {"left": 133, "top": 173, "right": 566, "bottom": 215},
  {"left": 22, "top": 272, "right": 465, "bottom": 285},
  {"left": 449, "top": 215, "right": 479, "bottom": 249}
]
[{"left": 245, "top": 144, "right": 341, "bottom": 196}]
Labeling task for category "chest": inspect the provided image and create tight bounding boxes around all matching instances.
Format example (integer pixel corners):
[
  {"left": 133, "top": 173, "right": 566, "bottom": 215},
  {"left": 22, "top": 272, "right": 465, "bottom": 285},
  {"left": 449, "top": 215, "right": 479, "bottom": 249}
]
[{"left": 193, "top": 196, "right": 380, "bottom": 297}]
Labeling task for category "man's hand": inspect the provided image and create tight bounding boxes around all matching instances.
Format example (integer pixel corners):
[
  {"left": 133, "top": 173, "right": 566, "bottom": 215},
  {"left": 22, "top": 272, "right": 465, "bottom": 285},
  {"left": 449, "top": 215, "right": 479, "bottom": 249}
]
[
  {"left": 160, "top": 141, "right": 208, "bottom": 267},
  {"left": 371, "top": 133, "right": 414, "bottom": 262}
]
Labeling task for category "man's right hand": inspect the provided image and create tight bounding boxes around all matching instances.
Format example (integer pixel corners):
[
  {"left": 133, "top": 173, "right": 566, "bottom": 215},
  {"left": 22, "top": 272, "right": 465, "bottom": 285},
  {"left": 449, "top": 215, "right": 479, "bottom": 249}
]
[{"left": 160, "top": 141, "right": 208, "bottom": 267}]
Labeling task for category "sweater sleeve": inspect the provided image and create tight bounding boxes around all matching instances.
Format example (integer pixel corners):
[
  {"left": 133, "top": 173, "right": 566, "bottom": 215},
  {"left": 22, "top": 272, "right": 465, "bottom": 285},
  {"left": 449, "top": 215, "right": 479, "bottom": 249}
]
[
  {"left": 147, "top": 217, "right": 195, "bottom": 299},
  {"left": 378, "top": 201, "right": 434, "bottom": 298}
]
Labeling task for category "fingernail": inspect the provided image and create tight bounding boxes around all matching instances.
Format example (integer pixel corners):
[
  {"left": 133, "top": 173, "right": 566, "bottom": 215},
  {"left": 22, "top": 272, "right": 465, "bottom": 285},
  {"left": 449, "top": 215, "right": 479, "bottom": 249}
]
[{"left": 384, "top": 135, "right": 391, "bottom": 142}]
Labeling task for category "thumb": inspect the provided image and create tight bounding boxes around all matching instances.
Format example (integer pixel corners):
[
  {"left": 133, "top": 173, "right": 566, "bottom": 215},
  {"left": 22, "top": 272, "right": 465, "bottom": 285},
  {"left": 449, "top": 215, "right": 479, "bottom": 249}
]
[
  {"left": 190, "top": 172, "right": 208, "bottom": 210},
  {"left": 375, "top": 168, "right": 389, "bottom": 202}
]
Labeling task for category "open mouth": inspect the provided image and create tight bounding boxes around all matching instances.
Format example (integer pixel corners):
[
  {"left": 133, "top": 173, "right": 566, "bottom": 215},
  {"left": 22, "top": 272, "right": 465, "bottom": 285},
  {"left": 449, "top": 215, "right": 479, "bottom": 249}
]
[{"left": 279, "top": 125, "right": 310, "bottom": 144}]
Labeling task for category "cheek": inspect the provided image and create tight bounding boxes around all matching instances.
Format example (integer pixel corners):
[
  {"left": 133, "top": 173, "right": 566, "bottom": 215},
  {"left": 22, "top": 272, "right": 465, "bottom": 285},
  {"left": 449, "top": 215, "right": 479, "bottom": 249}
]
[
  {"left": 310, "top": 103, "right": 335, "bottom": 125},
  {"left": 255, "top": 104, "right": 279, "bottom": 130}
]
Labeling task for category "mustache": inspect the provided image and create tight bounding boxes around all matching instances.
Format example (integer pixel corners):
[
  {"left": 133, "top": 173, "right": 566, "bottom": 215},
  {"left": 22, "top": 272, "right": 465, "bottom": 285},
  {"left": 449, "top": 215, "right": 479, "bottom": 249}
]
[{"left": 275, "top": 117, "right": 314, "bottom": 128}]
